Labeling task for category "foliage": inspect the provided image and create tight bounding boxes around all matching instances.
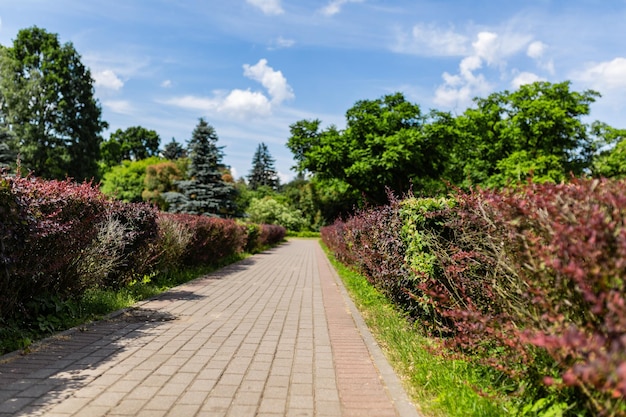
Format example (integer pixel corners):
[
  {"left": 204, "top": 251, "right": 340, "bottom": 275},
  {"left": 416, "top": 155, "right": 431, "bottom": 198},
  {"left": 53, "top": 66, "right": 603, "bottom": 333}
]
[
  {"left": 142, "top": 161, "right": 183, "bottom": 209},
  {"left": 247, "top": 142, "right": 279, "bottom": 190},
  {"left": 592, "top": 123, "right": 626, "bottom": 178},
  {"left": 161, "top": 213, "right": 246, "bottom": 266},
  {"left": 0, "top": 26, "right": 106, "bottom": 181},
  {"left": 162, "top": 137, "right": 186, "bottom": 160},
  {"left": 163, "top": 118, "right": 237, "bottom": 216},
  {"left": 455, "top": 81, "right": 600, "bottom": 187},
  {"left": 287, "top": 92, "right": 447, "bottom": 205},
  {"left": 322, "top": 244, "right": 511, "bottom": 417},
  {"left": 246, "top": 197, "right": 307, "bottom": 231},
  {"left": 100, "top": 156, "right": 162, "bottom": 202},
  {"left": 321, "top": 179, "right": 626, "bottom": 416},
  {"left": 100, "top": 126, "right": 161, "bottom": 169}
]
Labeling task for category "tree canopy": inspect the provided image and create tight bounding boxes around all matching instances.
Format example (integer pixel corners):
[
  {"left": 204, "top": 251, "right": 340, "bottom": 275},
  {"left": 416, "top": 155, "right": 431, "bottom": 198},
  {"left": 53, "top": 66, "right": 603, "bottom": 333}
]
[
  {"left": 0, "top": 26, "right": 106, "bottom": 180},
  {"left": 100, "top": 126, "right": 161, "bottom": 168}
]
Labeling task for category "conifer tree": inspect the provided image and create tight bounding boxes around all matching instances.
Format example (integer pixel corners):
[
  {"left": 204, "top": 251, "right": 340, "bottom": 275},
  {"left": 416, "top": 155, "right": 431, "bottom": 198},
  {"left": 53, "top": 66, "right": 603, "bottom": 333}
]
[
  {"left": 163, "top": 118, "right": 237, "bottom": 216},
  {"left": 247, "top": 142, "right": 279, "bottom": 190},
  {"left": 162, "top": 137, "right": 186, "bottom": 160}
]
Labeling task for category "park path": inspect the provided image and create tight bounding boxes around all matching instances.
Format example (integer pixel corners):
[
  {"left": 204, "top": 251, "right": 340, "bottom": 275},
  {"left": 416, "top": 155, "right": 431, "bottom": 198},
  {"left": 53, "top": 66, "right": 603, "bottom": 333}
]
[{"left": 0, "top": 239, "right": 419, "bottom": 417}]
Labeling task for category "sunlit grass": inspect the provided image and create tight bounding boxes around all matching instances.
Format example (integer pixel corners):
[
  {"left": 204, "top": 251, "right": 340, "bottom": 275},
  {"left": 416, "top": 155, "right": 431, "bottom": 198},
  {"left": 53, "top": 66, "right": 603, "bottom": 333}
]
[{"left": 322, "top": 244, "right": 514, "bottom": 417}]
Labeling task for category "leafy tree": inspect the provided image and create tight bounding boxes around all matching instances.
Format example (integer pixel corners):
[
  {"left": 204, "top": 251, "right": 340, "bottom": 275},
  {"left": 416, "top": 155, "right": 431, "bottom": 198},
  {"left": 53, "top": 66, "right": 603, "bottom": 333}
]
[
  {"left": 162, "top": 137, "right": 186, "bottom": 160},
  {"left": 247, "top": 142, "right": 279, "bottom": 190},
  {"left": 591, "top": 122, "right": 626, "bottom": 178},
  {"left": 0, "top": 27, "right": 106, "bottom": 180},
  {"left": 455, "top": 81, "right": 600, "bottom": 186},
  {"left": 100, "top": 126, "right": 161, "bottom": 168},
  {"left": 100, "top": 156, "right": 162, "bottom": 202},
  {"left": 287, "top": 92, "right": 446, "bottom": 205},
  {"left": 163, "top": 118, "right": 237, "bottom": 216},
  {"left": 246, "top": 197, "right": 307, "bottom": 231}
]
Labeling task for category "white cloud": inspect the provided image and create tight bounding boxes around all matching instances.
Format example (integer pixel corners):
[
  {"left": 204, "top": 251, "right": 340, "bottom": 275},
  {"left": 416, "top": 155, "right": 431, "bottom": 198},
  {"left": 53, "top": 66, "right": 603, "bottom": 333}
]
[
  {"left": 161, "top": 79, "right": 172, "bottom": 88},
  {"left": 432, "top": 29, "right": 535, "bottom": 108},
  {"left": 393, "top": 23, "right": 468, "bottom": 56},
  {"left": 527, "top": 41, "right": 546, "bottom": 59},
  {"left": 319, "top": 0, "right": 364, "bottom": 16},
  {"left": 572, "top": 57, "right": 626, "bottom": 91},
  {"left": 246, "top": 0, "right": 283, "bottom": 15},
  {"left": 527, "top": 41, "right": 554, "bottom": 74},
  {"left": 511, "top": 71, "right": 544, "bottom": 89},
  {"left": 163, "top": 59, "right": 292, "bottom": 119},
  {"left": 273, "top": 36, "right": 295, "bottom": 49},
  {"left": 243, "top": 59, "right": 294, "bottom": 104},
  {"left": 103, "top": 100, "right": 133, "bottom": 114},
  {"left": 93, "top": 69, "right": 123, "bottom": 90}
]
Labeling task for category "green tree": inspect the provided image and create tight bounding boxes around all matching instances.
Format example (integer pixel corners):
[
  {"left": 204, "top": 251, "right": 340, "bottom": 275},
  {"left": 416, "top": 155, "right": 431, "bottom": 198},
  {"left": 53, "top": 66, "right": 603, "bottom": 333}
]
[
  {"left": 163, "top": 118, "right": 237, "bottom": 216},
  {"left": 455, "top": 81, "right": 600, "bottom": 186},
  {"left": 246, "top": 197, "right": 307, "bottom": 231},
  {"left": 592, "top": 123, "right": 626, "bottom": 178},
  {"left": 0, "top": 27, "right": 106, "bottom": 180},
  {"left": 100, "top": 156, "right": 162, "bottom": 202},
  {"left": 0, "top": 128, "right": 16, "bottom": 168},
  {"left": 100, "top": 126, "right": 161, "bottom": 168},
  {"left": 247, "top": 142, "right": 279, "bottom": 190},
  {"left": 287, "top": 92, "right": 446, "bottom": 205},
  {"left": 162, "top": 137, "right": 186, "bottom": 160}
]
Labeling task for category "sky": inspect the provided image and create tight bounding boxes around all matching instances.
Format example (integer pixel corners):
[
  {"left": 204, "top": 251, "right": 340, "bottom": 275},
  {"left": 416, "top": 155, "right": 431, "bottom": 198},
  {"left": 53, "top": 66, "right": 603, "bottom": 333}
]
[{"left": 1, "top": 0, "right": 625, "bottom": 182}]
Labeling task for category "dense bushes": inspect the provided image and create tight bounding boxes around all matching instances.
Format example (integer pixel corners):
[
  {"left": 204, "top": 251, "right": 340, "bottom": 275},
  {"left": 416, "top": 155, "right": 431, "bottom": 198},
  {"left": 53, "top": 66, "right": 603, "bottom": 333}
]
[
  {"left": 0, "top": 171, "right": 285, "bottom": 321},
  {"left": 321, "top": 179, "right": 626, "bottom": 416}
]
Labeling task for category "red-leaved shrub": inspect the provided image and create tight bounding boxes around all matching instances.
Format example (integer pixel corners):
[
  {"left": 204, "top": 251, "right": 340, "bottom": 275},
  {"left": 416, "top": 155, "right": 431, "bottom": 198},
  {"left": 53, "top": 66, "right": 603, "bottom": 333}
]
[{"left": 163, "top": 214, "right": 247, "bottom": 266}]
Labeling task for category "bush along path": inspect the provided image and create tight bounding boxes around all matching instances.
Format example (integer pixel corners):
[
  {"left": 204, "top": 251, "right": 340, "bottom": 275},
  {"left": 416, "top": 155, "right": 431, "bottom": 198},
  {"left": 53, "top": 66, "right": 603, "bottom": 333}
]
[
  {"left": 0, "top": 239, "right": 417, "bottom": 417},
  {"left": 322, "top": 178, "right": 626, "bottom": 416},
  {"left": 0, "top": 172, "right": 285, "bottom": 355}
]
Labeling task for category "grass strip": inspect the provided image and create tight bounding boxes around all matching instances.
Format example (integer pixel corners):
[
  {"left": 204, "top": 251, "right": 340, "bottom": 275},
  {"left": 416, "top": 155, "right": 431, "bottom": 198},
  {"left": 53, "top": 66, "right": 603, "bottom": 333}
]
[{"left": 322, "top": 244, "right": 514, "bottom": 417}]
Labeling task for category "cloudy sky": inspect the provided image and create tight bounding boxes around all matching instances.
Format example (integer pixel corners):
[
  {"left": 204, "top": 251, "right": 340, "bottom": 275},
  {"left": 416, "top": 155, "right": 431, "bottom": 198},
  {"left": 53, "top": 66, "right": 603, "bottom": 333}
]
[{"left": 1, "top": 0, "right": 625, "bottom": 182}]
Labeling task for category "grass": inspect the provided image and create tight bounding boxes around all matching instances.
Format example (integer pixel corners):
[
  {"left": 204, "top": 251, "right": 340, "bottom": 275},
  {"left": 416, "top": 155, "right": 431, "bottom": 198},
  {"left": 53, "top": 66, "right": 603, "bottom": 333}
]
[
  {"left": 321, "top": 244, "right": 516, "bottom": 417},
  {"left": 0, "top": 253, "right": 248, "bottom": 356}
]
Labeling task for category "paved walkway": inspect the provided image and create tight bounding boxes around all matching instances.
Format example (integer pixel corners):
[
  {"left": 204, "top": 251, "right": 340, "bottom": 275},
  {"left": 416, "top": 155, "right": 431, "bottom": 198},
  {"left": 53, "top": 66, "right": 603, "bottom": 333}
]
[{"left": 0, "top": 239, "right": 419, "bottom": 417}]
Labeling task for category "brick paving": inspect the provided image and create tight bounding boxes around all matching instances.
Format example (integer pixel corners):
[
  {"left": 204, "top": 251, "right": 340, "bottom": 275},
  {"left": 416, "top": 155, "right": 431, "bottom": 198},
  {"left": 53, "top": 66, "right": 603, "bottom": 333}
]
[{"left": 0, "top": 239, "right": 419, "bottom": 417}]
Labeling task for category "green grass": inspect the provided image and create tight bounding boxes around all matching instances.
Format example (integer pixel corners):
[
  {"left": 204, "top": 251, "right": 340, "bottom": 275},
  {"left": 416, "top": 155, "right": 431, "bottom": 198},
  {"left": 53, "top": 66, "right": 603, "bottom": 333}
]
[{"left": 322, "top": 245, "right": 515, "bottom": 417}]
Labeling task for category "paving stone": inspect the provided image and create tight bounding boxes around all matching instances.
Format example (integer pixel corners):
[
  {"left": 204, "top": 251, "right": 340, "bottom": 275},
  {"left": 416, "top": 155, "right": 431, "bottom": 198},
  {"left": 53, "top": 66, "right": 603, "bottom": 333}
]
[{"left": 0, "top": 240, "right": 418, "bottom": 417}]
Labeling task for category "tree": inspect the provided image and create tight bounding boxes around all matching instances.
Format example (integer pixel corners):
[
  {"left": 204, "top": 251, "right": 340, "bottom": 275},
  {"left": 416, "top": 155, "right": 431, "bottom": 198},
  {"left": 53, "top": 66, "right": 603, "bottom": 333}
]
[
  {"left": 246, "top": 197, "right": 307, "bottom": 231},
  {"left": 100, "top": 126, "right": 161, "bottom": 168},
  {"left": 0, "top": 27, "right": 106, "bottom": 180},
  {"left": 100, "top": 156, "right": 162, "bottom": 203},
  {"left": 142, "top": 161, "right": 183, "bottom": 209},
  {"left": 455, "top": 81, "right": 600, "bottom": 186},
  {"left": 163, "top": 118, "right": 237, "bottom": 216},
  {"left": 287, "top": 92, "right": 446, "bottom": 205},
  {"left": 0, "top": 128, "right": 16, "bottom": 168},
  {"left": 162, "top": 137, "right": 186, "bottom": 160},
  {"left": 247, "top": 142, "right": 279, "bottom": 190},
  {"left": 592, "top": 123, "right": 626, "bottom": 178}
]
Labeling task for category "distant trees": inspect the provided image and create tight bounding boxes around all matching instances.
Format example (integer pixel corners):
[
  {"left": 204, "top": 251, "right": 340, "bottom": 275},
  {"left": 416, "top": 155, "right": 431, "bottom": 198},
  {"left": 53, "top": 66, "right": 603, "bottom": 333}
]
[
  {"left": 288, "top": 82, "right": 615, "bottom": 214},
  {"left": 0, "top": 26, "right": 106, "bottom": 180},
  {"left": 163, "top": 118, "right": 237, "bottom": 217},
  {"left": 247, "top": 142, "right": 279, "bottom": 190},
  {"left": 100, "top": 126, "right": 161, "bottom": 169}
]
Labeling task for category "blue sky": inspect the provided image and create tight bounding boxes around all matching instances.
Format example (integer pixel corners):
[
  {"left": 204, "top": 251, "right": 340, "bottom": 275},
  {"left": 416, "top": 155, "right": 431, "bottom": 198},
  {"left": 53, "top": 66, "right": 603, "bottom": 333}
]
[{"left": 1, "top": 0, "right": 625, "bottom": 182}]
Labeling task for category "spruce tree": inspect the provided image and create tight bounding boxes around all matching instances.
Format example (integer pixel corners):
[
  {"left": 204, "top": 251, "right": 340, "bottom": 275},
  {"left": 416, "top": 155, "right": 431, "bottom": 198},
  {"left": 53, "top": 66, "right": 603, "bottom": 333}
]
[
  {"left": 162, "top": 137, "right": 186, "bottom": 160},
  {"left": 247, "top": 142, "right": 279, "bottom": 190},
  {"left": 163, "top": 118, "right": 237, "bottom": 216}
]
